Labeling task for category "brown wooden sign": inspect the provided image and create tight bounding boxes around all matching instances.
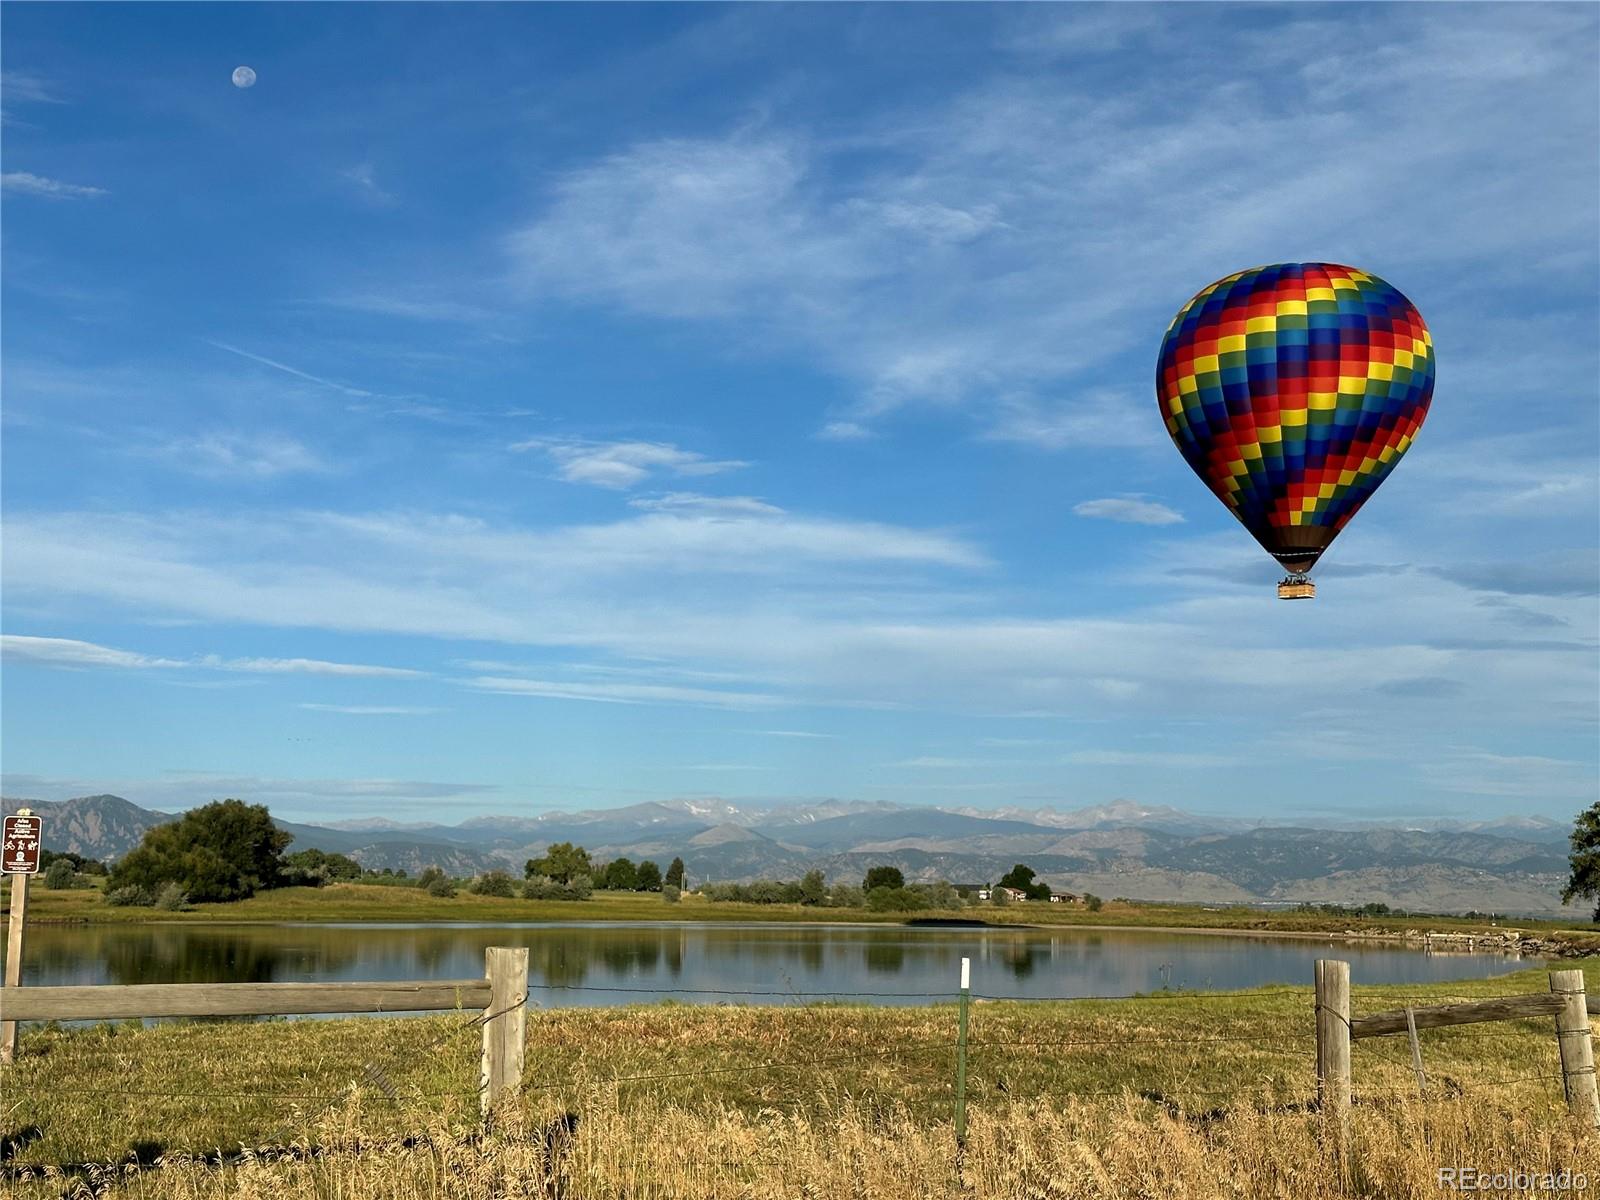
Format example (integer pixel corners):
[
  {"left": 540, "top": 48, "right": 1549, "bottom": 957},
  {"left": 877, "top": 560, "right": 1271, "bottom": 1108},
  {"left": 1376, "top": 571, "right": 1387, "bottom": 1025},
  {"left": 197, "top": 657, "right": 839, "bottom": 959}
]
[{"left": 2, "top": 814, "right": 42, "bottom": 875}]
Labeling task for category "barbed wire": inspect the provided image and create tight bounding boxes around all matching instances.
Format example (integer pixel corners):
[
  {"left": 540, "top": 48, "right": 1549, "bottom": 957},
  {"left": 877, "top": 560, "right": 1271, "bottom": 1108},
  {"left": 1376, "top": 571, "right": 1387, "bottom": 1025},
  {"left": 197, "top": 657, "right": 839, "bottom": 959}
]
[{"left": 8, "top": 971, "right": 1586, "bottom": 1176}]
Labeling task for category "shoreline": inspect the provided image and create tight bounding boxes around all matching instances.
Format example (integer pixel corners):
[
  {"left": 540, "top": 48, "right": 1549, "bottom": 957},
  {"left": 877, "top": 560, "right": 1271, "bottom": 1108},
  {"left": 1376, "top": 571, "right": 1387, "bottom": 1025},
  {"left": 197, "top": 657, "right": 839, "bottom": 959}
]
[{"left": 20, "top": 912, "right": 1593, "bottom": 956}]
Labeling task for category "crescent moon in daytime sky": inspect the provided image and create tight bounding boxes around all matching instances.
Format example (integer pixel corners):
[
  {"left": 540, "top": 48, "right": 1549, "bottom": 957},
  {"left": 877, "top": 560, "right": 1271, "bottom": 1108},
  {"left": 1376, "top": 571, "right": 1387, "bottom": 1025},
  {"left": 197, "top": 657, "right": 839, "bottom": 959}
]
[{"left": 232, "top": 65, "right": 257, "bottom": 88}]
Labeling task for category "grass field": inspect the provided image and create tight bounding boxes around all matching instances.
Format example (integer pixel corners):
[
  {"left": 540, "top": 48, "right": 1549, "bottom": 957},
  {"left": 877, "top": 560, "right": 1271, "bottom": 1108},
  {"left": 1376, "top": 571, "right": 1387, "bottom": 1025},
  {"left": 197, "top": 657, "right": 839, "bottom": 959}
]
[
  {"left": 11, "top": 877, "right": 1600, "bottom": 947},
  {"left": 5, "top": 959, "right": 1599, "bottom": 1197}
]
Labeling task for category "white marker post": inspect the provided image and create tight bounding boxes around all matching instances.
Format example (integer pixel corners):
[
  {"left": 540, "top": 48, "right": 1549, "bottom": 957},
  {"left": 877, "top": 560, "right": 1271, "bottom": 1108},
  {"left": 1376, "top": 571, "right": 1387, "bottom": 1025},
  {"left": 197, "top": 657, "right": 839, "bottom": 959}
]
[
  {"left": 1, "top": 808, "right": 42, "bottom": 1063},
  {"left": 954, "top": 956, "right": 971, "bottom": 1147}
]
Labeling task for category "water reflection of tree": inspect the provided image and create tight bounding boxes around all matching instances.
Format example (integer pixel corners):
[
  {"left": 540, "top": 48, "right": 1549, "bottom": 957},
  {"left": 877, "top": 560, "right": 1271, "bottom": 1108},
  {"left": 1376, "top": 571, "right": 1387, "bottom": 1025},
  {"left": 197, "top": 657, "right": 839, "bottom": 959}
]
[
  {"left": 799, "top": 940, "right": 823, "bottom": 973},
  {"left": 865, "top": 943, "right": 905, "bottom": 974},
  {"left": 528, "top": 939, "right": 589, "bottom": 989},
  {"left": 1001, "top": 943, "right": 1038, "bottom": 981}
]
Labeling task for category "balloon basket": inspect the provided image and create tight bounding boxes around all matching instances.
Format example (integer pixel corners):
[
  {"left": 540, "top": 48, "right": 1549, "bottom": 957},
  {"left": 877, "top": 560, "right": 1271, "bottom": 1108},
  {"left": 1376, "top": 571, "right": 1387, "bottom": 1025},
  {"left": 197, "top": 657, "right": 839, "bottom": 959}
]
[{"left": 1277, "top": 577, "right": 1316, "bottom": 600}]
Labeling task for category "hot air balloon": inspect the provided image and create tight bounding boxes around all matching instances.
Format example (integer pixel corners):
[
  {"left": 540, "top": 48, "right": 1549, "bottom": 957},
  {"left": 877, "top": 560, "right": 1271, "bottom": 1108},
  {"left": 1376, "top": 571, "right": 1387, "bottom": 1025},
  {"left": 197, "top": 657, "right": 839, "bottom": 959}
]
[{"left": 1156, "top": 263, "right": 1434, "bottom": 599}]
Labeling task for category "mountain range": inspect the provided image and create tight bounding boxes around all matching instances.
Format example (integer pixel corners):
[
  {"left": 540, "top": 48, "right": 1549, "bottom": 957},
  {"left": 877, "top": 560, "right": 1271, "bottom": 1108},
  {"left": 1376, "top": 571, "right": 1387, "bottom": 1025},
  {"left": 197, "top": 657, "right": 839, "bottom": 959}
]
[{"left": 2, "top": 793, "right": 1580, "bottom": 917}]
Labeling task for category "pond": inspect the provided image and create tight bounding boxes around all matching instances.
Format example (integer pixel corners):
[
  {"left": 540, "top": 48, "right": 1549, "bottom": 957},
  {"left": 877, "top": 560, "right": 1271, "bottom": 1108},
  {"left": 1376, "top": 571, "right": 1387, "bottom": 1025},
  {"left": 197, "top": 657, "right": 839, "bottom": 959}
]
[{"left": 21, "top": 920, "right": 1531, "bottom": 1010}]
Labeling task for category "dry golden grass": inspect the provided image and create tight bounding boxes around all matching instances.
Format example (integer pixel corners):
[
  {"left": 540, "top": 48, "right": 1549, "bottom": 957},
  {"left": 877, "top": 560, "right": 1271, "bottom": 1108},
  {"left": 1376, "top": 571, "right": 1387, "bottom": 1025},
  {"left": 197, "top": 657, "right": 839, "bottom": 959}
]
[{"left": 6, "top": 960, "right": 1600, "bottom": 1197}]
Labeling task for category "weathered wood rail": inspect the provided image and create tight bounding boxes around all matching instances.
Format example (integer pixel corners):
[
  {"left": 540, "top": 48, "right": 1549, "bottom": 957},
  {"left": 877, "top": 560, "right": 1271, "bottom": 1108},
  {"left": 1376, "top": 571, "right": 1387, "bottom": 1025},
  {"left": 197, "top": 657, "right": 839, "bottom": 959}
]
[
  {"left": 0, "top": 980, "right": 493, "bottom": 1021},
  {"left": 1316, "top": 959, "right": 1600, "bottom": 1144},
  {"left": 0, "top": 946, "right": 528, "bottom": 1115}
]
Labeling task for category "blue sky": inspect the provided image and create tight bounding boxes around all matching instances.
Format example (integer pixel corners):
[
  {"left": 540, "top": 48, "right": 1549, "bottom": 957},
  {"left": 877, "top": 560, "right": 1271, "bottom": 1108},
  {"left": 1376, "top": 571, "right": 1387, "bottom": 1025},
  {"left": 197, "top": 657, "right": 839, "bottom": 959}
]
[{"left": 3, "top": 3, "right": 1596, "bottom": 825}]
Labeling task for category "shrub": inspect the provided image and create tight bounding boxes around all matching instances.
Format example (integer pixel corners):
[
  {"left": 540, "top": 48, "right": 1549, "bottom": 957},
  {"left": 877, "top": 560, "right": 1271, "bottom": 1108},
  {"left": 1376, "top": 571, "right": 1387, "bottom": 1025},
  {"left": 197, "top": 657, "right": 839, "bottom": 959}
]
[
  {"left": 867, "top": 886, "right": 930, "bottom": 913},
  {"left": 1084, "top": 893, "right": 1104, "bottom": 912},
  {"left": 154, "top": 882, "right": 191, "bottom": 911},
  {"left": 109, "top": 798, "right": 290, "bottom": 903},
  {"left": 524, "top": 843, "right": 593, "bottom": 884},
  {"left": 426, "top": 875, "right": 457, "bottom": 898},
  {"left": 282, "top": 848, "right": 363, "bottom": 887},
  {"left": 43, "top": 860, "right": 76, "bottom": 890},
  {"left": 106, "top": 886, "right": 155, "bottom": 907},
  {"left": 662, "top": 884, "right": 681, "bottom": 903},
  {"left": 827, "top": 883, "right": 864, "bottom": 908},
  {"left": 992, "top": 887, "right": 1013, "bottom": 907},
  {"left": 471, "top": 870, "right": 516, "bottom": 898},
  {"left": 862, "top": 866, "right": 904, "bottom": 891},
  {"left": 523, "top": 873, "right": 592, "bottom": 901},
  {"left": 799, "top": 869, "right": 825, "bottom": 905}
]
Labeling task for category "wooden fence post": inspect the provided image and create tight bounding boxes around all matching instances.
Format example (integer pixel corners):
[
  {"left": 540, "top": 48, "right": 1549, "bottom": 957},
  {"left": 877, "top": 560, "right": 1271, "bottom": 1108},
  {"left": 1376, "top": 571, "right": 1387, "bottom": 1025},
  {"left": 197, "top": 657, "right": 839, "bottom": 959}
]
[
  {"left": 954, "top": 956, "right": 970, "bottom": 1149},
  {"left": 1404, "top": 1005, "right": 1426, "bottom": 1094},
  {"left": 481, "top": 946, "right": 528, "bottom": 1117},
  {"left": 1550, "top": 969, "right": 1600, "bottom": 1131},
  {"left": 1315, "top": 960, "right": 1351, "bottom": 1145},
  {"left": 1, "top": 871, "right": 29, "bottom": 1064}
]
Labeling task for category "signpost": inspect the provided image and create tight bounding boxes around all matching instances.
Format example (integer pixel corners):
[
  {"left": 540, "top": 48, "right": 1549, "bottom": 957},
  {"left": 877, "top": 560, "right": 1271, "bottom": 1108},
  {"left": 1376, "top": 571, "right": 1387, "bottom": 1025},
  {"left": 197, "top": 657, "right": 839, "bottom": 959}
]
[{"left": 2, "top": 809, "right": 41, "bottom": 1063}]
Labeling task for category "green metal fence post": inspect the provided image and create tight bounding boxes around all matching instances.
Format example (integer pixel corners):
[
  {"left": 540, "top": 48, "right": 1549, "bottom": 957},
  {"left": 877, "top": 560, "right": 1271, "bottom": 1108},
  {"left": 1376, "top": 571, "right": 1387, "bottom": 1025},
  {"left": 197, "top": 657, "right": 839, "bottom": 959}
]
[{"left": 955, "top": 956, "right": 970, "bottom": 1148}]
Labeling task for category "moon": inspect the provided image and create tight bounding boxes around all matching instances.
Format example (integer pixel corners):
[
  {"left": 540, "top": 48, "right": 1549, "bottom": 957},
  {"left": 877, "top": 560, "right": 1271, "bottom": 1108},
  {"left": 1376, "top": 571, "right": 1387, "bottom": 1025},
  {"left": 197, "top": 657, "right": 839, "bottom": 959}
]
[{"left": 232, "top": 66, "right": 257, "bottom": 89}]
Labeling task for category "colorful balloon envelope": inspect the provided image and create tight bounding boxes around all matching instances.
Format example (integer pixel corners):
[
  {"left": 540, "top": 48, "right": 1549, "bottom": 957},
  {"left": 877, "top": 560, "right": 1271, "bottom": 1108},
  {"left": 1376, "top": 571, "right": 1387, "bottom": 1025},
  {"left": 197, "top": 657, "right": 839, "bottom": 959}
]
[{"left": 1156, "top": 263, "right": 1434, "bottom": 596}]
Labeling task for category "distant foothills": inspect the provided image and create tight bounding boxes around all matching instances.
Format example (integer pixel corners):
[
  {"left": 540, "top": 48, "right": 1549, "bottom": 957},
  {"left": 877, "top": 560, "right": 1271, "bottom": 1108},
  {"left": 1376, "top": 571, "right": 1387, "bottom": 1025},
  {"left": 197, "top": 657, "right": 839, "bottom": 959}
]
[{"left": 1, "top": 792, "right": 1581, "bottom": 918}]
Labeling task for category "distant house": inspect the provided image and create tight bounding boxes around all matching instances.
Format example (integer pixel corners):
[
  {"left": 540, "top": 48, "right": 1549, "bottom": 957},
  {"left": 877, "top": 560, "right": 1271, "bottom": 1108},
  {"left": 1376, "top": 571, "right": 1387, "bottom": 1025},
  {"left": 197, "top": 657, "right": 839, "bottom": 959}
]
[
  {"left": 976, "top": 887, "right": 992, "bottom": 901},
  {"left": 1048, "top": 894, "right": 1064, "bottom": 903},
  {"left": 998, "top": 886, "right": 1029, "bottom": 902}
]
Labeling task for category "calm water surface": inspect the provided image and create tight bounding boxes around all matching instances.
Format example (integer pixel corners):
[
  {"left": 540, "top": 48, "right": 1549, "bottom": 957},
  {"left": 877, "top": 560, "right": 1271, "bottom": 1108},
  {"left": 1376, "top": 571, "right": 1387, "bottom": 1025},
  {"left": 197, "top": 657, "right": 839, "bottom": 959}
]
[{"left": 25, "top": 921, "right": 1531, "bottom": 1009}]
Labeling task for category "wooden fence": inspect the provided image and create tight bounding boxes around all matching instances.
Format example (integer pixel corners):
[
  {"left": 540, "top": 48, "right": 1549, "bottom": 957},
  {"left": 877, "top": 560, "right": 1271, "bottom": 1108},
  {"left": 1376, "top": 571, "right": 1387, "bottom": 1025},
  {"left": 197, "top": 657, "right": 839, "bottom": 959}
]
[
  {"left": 0, "top": 945, "right": 528, "bottom": 1115},
  {"left": 1314, "top": 958, "right": 1600, "bottom": 1141}
]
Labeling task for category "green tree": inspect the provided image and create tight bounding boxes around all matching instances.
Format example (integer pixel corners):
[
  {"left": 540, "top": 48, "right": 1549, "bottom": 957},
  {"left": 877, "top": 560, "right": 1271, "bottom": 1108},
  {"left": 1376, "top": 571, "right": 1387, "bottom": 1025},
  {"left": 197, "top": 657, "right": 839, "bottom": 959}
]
[
  {"left": 525, "top": 842, "right": 593, "bottom": 884},
  {"left": 1084, "top": 893, "right": 1104, "bottom": 912},
  {"left": 999, "top": 863, "right": 1051, "bottom": 901},
  {"left": 799, "top": 869, "right": 826, "bottom": 905},
  {"left": 283, "top": 848, "right": 363, "bottom": 885},
  {"left": 110, "top": 799, "right": 291, "bottom": 903},
  {"left": 471, "top": 869, "right": 516, "bottom": 897},
  {"left": 862, "top": 865, "right": 904, "bottom": 892},
  {"left": 1562, "top": 802, "right": 1600, "bottom": 920},
  {"left": 43, "top": 859, "right": 76, "bottom": 889},
  {"left": 636, "top": 860, "right": 663, "bottom": 892},
  {"left": 665, "top": 857, "right": 685, "bottom": 889},
  {"left": 603, "top": 857, "right": 639, "bottom": 891}
]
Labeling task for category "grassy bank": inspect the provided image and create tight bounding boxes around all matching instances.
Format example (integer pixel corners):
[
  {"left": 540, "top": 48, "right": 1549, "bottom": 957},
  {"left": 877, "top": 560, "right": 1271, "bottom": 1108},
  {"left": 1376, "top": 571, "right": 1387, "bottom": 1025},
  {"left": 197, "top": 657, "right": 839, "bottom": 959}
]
[
  {"left": 5, "top": 960, "right": 1599, "bottom": 1197},
  {"left": 11, "top": 877, "right": 1599, "bottom": 946}
]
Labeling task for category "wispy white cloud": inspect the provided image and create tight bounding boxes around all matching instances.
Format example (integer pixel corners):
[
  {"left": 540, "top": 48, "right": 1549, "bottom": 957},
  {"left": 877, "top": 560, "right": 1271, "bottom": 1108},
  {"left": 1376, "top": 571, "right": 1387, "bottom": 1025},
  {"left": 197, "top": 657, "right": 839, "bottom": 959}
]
[
  {"left": 1063, "top": 750, "right": 1238, "bottom": 769},
  {"left": 504, "top": 6, "right": 1597, "bottom": 442},
  {"left": 340, "top": 162, "right": 396, "bottom": 207},
  {"left": 1072, "top": 496, "right": 1184, "bottom": 526},
  {"left": 2, "top": 635, "right": 422, "bottom": 679},
  {"left": 890, "top": 756, "right": 1005, "bottom": 768},
  {"left": 320, "top": 293, "right": 496, "bottom": 323},
  {"left": 817, "top": 421, "right": 873, "bottom": 442},
  {"left": 204, "top": 340, "right": 375, "bottom": 398},
  {"left": 466, "top": 675, "right": 780, "bottom": 709},
  {"left": 0, "top": 635, "right": 184, "bottom": 671},
  {"left": 512, "top": 437, "right": 747, "bottom": 489},
  {"left": 628, "top": 492, "right": 782, "bottom": 516},
  {"left": 2, "top": 171, "right": 107, "bottom": 199},
  {"left": 148, "top": 432, "right": 327, "bottom": 480},
  {"left": 298, "top": 703, "right": 443, "bottom": 715},
  {"left": 205, "top": 655, "right": 422, "bottom": 678},
  {"left": 0, "top": 771, "right": 498, "bottom": 817},
  {"left": 1, "top": 72, "right": 64, "bottom": 105}
]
